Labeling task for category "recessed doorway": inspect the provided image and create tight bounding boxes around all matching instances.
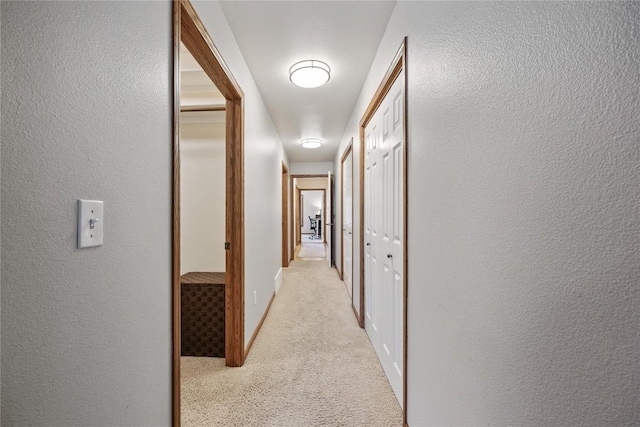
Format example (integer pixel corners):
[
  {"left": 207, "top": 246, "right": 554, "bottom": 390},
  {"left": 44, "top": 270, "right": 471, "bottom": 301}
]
[{"left": 173, "top": 1, "right": 245, "bottom": 425}]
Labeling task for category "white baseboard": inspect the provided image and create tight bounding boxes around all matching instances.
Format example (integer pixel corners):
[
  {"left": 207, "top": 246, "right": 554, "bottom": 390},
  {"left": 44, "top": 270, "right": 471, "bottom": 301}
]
[{"left": 275, "top": 268, "right": 283, "bottom": 294}]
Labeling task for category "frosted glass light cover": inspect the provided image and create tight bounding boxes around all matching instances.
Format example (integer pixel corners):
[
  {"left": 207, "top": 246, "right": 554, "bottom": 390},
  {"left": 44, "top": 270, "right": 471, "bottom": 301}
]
[
  {"left": 289, "top": 60, "right": 330, "bottom": 88},
  {"left": 301, "top": 138, "right": 323, "bottom": 149}
]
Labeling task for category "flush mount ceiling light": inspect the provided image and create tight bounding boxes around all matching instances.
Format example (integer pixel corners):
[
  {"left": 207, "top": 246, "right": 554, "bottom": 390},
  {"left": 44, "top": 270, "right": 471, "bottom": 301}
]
[
  {"left": 301, "top": 138, "right": 323, "bottom": 149},
  {"left": 289, "top": 60, "right": 331, "bottom": 88}
]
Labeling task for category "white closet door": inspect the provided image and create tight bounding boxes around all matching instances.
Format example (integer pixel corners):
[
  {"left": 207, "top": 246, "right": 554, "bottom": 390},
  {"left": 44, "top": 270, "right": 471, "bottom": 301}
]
[{"left": 364, "top": 72, "right": 404, "bottom": 407}]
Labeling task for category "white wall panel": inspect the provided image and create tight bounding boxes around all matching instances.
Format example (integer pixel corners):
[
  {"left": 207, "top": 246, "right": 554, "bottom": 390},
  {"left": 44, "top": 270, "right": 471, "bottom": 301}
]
[
  {"left": 290, "top": 162, "right": 333, "bottom": 175},
  {"left": 335, "top": 1, "right": 640, "bottom": 425},
  {"left": 1, "top": 2, "right": 172, "bottom": 424},
  {"left": 180, "top": 123, "right": 226, "bottom": 274}
]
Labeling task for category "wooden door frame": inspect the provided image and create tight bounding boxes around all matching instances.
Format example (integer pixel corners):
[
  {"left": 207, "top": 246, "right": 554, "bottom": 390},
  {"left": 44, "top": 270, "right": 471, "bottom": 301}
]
[
  {"left": 339, "top": 139, "right": 353, "bottom": 285},
  {"left": 290, "top": 174, "right": 331, "bottom": 258},
  {"left": 173, "top": 1, "right": 245, "bottom": 425},
  {"left": 282, "top": 162, "right": 289, "bottom": 267},
  {"left": 298, "top": 188, "right": 327, "bottom": 243},
  {"left": 297, "top": 188, "right": 302, "bottom": 245},
  {"left": 328, "top": 173, "right": 335, "bottom": 266},
  {"left": 359, "top": 38, "right": 408, "bottom": 425}
]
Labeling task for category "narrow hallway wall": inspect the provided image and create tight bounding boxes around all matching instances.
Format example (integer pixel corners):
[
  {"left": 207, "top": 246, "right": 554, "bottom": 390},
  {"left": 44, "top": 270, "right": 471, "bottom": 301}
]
[
  {"left": 1, "top": 2, "right": 172, "bottom": 424},
  {"left": 191, "top": 0, "right": 288, "bottom": 349},
  {"left": 336, "top": 2, "right": 640, "bottom": 425},
  {"left": 290, "top": 162, "right": 333, "bottom": 175},
  {"left": 180, "top": 123, "right": 226, "bottom": 274}
]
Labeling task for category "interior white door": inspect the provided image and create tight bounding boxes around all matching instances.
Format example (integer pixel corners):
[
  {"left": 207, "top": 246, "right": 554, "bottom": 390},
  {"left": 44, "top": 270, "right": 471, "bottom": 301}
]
[
  {"left": 364, "top": 72, "right": 404, "bottom": 407},
  {"left": 342, "top": 150, "right": 353, "bottom": 297}
]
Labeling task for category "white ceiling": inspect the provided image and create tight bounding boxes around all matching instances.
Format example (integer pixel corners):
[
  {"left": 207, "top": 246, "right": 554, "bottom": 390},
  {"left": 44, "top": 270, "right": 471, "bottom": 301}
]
[{"left": 219, "top": 1, "right": 397, "bottom": 162}]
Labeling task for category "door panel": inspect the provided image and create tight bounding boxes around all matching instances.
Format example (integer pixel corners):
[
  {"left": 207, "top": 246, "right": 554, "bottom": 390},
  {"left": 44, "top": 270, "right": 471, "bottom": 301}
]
[{"left": 370, "top": 254, "right": 378, "bottom": 333}]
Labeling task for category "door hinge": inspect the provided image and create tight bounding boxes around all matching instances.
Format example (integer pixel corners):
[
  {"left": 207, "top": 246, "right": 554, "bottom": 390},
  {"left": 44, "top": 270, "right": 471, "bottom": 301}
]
[{"left": 225, "top": 242, "right": 231, "bottom": 251}]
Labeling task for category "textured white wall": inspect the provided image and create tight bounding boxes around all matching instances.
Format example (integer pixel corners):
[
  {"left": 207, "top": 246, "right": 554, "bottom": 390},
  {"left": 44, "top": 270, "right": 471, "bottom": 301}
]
[
  {"left": 191, "top": 1, "right": 288, "bottom": 347},
  {"left": 1, "top": 2, "right": 172, "bottom": 425},
  {"left": 336, "top": 1, "right": 640, "bottom": 425},
  {"left": 180, "top": 123, "right": 226, "bottom": 274}
]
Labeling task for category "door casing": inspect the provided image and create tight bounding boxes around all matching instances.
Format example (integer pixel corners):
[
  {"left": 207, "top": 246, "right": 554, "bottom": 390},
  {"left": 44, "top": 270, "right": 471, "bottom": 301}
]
[
  {"left": 299, "top": 188, "right": 326, "bottom": 243},
  {"left": 290, "top": 174, "right": 332, "bottom": 259},
  {"left": 282, "top": 162, "right": 289, "bottom": 267},
  {"left": 340, "top": 140, "right": 354, "bottom": 291},
  {"left": 359, "top": 38, "right": 408, "bottom": 426},
  {"left": 173, "top": 1, "right": 245, "bottom": 425}
]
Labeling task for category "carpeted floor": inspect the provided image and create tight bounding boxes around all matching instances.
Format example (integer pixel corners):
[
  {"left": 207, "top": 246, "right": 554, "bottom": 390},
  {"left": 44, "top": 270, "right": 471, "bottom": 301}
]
[
  {"left": 297, "top": 242, "right": 326, "bottom": 258},
  {"left": 181, "top": 258, "right": 402, "bottom": 426}
]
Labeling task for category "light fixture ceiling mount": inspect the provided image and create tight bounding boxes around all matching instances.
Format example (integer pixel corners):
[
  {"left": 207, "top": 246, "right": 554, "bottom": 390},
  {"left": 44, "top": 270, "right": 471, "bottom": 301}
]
[
  {"left": 289, "top": 60, "right": 331, "bottom": 88},
  {"left": 301, "top": 138, "right": 323, "bottom": 149}
]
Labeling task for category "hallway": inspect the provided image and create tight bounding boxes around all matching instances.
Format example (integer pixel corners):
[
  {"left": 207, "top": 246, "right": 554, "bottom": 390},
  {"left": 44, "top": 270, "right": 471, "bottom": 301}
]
[{"left": 181, "top": 259, "right": 402, "bottom": 426}]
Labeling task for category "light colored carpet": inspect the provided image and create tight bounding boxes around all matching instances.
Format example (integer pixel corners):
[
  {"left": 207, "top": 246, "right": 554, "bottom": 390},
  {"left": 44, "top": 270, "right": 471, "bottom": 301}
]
[
  {"left": 181, "top": 259, "right": 402, "bottom": 426},
  {"left": 298, "top": 242, "right": 326, "bottom": 258}
]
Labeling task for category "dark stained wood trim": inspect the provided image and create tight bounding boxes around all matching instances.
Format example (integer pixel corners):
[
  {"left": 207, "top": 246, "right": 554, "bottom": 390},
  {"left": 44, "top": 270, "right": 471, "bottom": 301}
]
[
  {"left": 180, "top": 0, "right": 245, "bottom": 369},
  {"left": 328, "top": 173, "right": 334, "bottom": 257},
  {"left": 244, "top": 291, "right": 276, "bottom": 359},
  {"left": 180, "top": 104, "right": 226, "bottom": 112},
  {"left": 171, "top": 2, "right": 181, "bottom": 426},
  {"left": 173, "top": 3, "right": 246, "bottom": 424},
  {"left": 297, "top": 187, "right": 301, "bottom": 245},
  {"left": 282, "top": 162, "right": 289, "bottom": 267},
  {"left": 180, "top": 1, "right": 243, "bottom": 99},
  {"left": 358, "top": 122, "right": 365, "bottom": 329},
  {"left": 339, "top": 140, "right": 353, "bottom": 284},
  {"left": 225, "top": 96, "right": 245, "bottom": 367},
  {"left": 295, "top": 186, "right": 301, "bottom": 248},
  {"left": 401, "top": 38, "right": 409, "bottom": 427},
  {"left": 359, "top": 38, "right": 408, "bottom": 425}
]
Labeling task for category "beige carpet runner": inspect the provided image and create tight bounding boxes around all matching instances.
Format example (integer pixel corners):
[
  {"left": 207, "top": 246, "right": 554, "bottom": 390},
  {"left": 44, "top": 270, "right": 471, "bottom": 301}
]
[
  {"left": 181, "top": 258, "right": 402, "bottom": 426},
  {"left": 297, "top": 242, "right": 326, "bottom": 258}
]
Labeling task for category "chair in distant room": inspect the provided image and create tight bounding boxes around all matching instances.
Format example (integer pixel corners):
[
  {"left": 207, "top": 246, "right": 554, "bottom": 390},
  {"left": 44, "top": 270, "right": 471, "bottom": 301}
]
[{"left": 309, "top": 216, "right": 319, "bottom": 239}]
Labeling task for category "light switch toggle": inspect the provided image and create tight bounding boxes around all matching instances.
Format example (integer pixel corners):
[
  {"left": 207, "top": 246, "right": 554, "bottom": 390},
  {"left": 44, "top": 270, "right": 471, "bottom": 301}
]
[{"left": 78, "top": 199, "right": 104, "bottom": 248}]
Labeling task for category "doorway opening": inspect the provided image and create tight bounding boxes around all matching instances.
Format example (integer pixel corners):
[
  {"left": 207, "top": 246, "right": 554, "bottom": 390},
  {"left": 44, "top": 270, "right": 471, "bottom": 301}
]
[
  {"left": 290, "top": 174, "right": 333, "bottom": 265},
  {"left": 282, "top": 162, "right": 290, "bottom": 267},
  {"left": 300, "top": 189, "right": 326, "bottom": 243},
  {"left": 340, "top": 140, "right": 354, "bottom": 301},
  {"left": 173, "top": 1, "right": 245, "bottom": 425}
]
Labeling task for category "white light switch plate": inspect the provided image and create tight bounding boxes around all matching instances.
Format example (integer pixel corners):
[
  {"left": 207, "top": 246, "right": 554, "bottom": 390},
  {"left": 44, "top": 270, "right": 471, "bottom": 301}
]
[{"left": 77, "top": 199, "right": 104, "bottom": 248}]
